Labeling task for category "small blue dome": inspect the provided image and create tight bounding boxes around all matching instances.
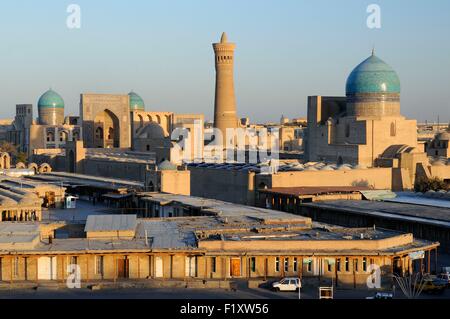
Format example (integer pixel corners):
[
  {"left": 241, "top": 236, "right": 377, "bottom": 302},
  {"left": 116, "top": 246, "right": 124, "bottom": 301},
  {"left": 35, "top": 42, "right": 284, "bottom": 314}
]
[
  {"left": 38, "top": 89, "right": 65, "bottom": 109},
  {"left": 346, "top": 54, "right": 400, "bottom": 95},
  {"left": 129, "top": 92, "right": 145, "bottom": 111}
]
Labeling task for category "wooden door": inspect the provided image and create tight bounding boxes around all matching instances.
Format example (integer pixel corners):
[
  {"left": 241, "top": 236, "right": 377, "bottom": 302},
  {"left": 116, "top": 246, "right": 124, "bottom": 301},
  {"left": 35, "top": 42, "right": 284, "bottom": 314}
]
[
  {"left": 118, "top": 257, "right": 129, "bottom": 278},
  {"left": 231, "top": 258, "right": 241, "bottom": 277}
]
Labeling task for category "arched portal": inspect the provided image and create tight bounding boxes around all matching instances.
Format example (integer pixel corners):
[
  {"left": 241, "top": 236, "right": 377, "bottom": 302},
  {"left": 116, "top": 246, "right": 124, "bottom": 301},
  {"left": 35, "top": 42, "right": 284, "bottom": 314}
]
[
  {"left": 1, "top": 153, "right": 10, "bottom": 169},
  {"left": 138, "top": 114, "right": 144, "bottom": 129},
  {"left": 94, "top": 109, "right": 120, "bottom": 148}
]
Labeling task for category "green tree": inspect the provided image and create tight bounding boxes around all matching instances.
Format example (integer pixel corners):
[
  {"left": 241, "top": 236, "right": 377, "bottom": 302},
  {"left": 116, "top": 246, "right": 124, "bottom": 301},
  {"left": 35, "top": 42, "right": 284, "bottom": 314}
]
[
  {"left": 0, "top": 141, "right": 18, "bottom": 156},
  {"left": 415, "top": 176, "right": 448, "bottom": 192},
  {"left": 16, "top": 152, "right": 28, "bottom": 164}
]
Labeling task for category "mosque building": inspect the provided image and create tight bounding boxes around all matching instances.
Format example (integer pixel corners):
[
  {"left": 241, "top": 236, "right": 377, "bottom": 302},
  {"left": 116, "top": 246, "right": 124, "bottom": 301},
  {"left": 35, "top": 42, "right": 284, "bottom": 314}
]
[
  {"left": 5, "top": 82, "right": 203, "bottom": 167},
  {"left": 305, "top": 51, "right": 419, "bottom": 167},
  {"left": 7, "top": 89, "right": 81, "bottom": 155}
]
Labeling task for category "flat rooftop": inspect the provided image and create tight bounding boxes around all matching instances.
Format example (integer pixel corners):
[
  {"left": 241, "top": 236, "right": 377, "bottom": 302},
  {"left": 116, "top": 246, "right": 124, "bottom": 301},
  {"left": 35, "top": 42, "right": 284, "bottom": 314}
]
[
  {"left": 304, "top": 200, "right": 450, "bottom": 228},
  {"left": 28, "top": 172, "right": 144, "bottom": 191},
  {"left": 260, "top": 186, "right": 370, "bottom": 197},
  {"left": 34, "top": 148, "right": 156, "bottom": 165},
  {"left": 85, "top": 215, "right": 137, "bottom": 232},
  {"left": 0, "top": 217, "right": 436, "bottom": 256},
  {"left": 388, "top": 192, "right": 450, "bottom": 209},
  {"left": 139, "top": 193, "right": 311, "bottom": 225}
]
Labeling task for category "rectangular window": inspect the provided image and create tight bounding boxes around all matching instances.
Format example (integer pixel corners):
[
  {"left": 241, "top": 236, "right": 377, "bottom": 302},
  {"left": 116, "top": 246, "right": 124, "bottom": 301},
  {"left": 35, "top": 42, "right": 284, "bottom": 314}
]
[
  {"left": 345, "top": 257, "right": 349, "bottom": 272},
  {"left": 354, "top": 259, "right": 359, "bottom": 272},
  {"left": 284, "top": 258, "right": 289, "bottom": 272},
  {"left": 275, "top": 257, "right": 280, "bottom": 272},
  {"left": 211, "top": 257, "right": 216, "bottom": 273},
  {"left": 336, "top": 258, "right": 341, "bottom": 272},
  {"left": 14, "top": 257, "right": 19, "bottom": 277},
  {"left": 95, "top": 256, "right": 104, "bottom": 275},
  {"left": 307, "top": 260, "right": 312, "bottom": 272},
  {"left": 293, "top": 258, "right": 298, "bottom": 272},
  {"left": 363, "top": 257, "right": 367, "bottom": 272},
  {"left": 70, "top": 256, "right": 78, "bottom": 265},
  {"left": 327, "top": 260, "right": 332, "bottom": 272},
  {"left": 250, "top": 257, "right": 256, "bottom": 273}
]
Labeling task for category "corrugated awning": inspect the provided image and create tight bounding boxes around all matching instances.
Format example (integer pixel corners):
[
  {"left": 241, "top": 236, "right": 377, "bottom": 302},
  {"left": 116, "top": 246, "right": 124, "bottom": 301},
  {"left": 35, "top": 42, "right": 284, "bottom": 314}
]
[
  {"left": 259, "top": 186, "right": 371, "bottom": 197},
  {"left": 360, "top": 190, "right": 397, "bottom": 201}
]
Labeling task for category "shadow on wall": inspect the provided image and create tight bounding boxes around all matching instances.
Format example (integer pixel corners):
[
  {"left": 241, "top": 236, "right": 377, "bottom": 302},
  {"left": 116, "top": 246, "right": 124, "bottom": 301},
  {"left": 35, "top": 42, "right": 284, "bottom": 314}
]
[{"left": 351, "top": 179, "right": 371, "bottom": 188}]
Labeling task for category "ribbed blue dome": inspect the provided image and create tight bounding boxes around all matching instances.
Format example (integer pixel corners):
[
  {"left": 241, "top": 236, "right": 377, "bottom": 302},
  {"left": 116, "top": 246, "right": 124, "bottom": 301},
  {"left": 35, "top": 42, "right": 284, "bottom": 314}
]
[
  {"left": 38, "top": 89, "right": 65, "bottom": 109},
  {"left": 346, "top": 54, "right": 400, "bottom": 95},
  {"left": 129, "top": 92, "right": 145, "bottom": 111}
]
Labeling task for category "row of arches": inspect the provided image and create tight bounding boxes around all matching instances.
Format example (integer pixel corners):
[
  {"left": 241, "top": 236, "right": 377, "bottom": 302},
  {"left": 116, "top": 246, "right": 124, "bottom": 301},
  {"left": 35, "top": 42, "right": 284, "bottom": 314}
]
[
  {"left": 46, "top": 130, "right": 80, "bottom": 143},
  {"left": 15, "top": 162, "right": 52, "bottom": 174},
  {"left": 136, "top": 114, "right": 171, "bottom": 132}
]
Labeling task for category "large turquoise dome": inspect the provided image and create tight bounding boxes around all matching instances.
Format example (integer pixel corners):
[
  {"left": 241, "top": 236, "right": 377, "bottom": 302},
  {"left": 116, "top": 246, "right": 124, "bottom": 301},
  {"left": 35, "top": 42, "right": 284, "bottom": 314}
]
[
  {"left": 38, "top": 89, "right": 65, "bottom": 109},
  {"left": 346, "top": 54, "right": 400, "bottom": 95},
  {"left": 129, "top": 92, "right": 145, "bottom": 111}
]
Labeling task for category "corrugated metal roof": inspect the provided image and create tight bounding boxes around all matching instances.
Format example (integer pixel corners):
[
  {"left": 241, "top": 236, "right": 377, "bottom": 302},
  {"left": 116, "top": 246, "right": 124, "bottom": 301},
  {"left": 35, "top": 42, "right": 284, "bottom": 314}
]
[
  {"left": 261, "top": 186, "right": 371, "bottom": 197},
  {"left": 84, "top": 215, "right": 137, "bottom": 232},
  {"left": 0, "top": 223, "right": 39, "bottom": 234},
  {"left": 360, "top": 190, "right": 396, "bottom": 200}
]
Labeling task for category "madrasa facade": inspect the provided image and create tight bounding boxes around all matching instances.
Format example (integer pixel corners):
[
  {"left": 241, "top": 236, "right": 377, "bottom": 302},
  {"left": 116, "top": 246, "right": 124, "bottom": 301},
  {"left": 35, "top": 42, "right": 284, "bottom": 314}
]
[
  {"left": 6, "top": 90, "right": 203, "bottom": 163},
  {"left": 305, "top": 52, "right": 419, "bottom": 167}
]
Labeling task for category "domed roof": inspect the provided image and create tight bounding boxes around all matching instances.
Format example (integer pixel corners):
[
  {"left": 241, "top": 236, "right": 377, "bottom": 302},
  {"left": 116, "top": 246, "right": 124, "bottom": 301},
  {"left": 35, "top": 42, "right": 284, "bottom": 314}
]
[
  {"left": 129, "top": 92, "right": 145, "bottom": 111},
  {"left": 346, "top": 53, "right": 400, "bottom": 95},
  {"left": 38, "top": 89, "right": 64, "bottom": 109},
  {"left": 158, "top": 160, "right": 177, "bottom": 171},
  {"left": 137, "top": 122, "right": 165, "bottom": 139}
]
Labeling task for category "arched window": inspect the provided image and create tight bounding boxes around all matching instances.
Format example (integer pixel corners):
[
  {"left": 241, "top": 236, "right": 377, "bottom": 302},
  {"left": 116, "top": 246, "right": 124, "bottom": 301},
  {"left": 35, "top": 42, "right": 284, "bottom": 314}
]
[
  {"left": 46, "top": 131, "right": 55, "bottom": 142},
  {"left": 95, "top": 127, "right": 103, "bottom": 139},
  {"left": 2, "top": 154, "right": 9, "bottom": 169},
  {"left": 148, "top": 115, "right": 153, "bottom": 122},
  {"left": 59, "top": 131, "right": 68, "bottom": 142},
  {"left": 108, "top": 127, "right": 114, "bottom": 140},
  {"left": 138, "top": 114, "right": 144, "bottom": 128},
  {"left": 165, "top": 115, "right": 171, "bottom": 132},
  {"left": 156, "top": 115, "right": 161, "bottom": 124},
  {"left": 390, "top": 122, "right": 396, "bottom": 137}
]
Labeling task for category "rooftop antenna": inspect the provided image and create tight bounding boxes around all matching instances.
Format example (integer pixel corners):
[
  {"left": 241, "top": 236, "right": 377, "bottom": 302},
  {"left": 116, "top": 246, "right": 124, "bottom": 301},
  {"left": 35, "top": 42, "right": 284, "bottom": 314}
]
[{"left": 371, "top": 46, "right": 375, "bottom": 56}]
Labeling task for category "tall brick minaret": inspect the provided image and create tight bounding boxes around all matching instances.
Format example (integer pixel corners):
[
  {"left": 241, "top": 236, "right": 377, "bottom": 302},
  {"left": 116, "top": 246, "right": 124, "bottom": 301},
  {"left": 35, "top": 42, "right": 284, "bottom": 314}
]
[{"left": 213, "top": 32, "right": 238, "bottom": 147}]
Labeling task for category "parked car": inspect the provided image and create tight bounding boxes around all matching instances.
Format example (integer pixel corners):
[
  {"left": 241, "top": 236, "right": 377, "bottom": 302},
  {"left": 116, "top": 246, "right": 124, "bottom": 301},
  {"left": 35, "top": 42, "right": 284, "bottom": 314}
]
[
  {"left": 421, "top": 276, "right": 447, "bottom": 294},
  {"left": 272, "top": 277, "right": 301, "bottom": 292},
  {"left": 440, "top": 266, "right": 450, "bottom": 274},
  {"left": 438, "top": 273, "right": 450, "bottom": 287}
]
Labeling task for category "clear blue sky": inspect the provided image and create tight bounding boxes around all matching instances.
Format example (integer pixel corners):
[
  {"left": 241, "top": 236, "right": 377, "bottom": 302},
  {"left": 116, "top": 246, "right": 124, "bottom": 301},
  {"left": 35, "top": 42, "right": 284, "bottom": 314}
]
[{"left": 0, "top": 0, "right": 449, "bottom": 123}]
